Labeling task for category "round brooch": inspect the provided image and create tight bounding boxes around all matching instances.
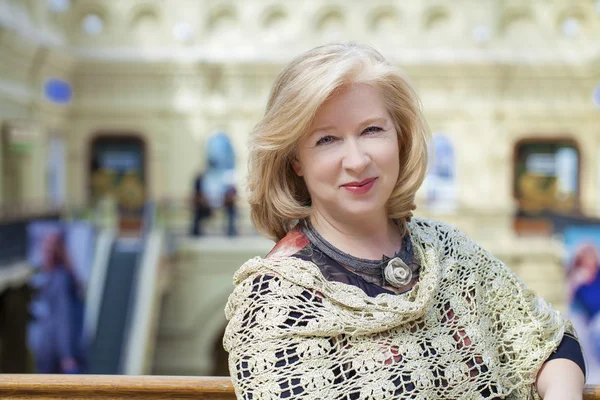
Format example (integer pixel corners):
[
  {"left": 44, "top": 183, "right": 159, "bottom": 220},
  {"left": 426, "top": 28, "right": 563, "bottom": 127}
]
[{"left": 383, "top": 257, "right": 412, "bottom": 287}]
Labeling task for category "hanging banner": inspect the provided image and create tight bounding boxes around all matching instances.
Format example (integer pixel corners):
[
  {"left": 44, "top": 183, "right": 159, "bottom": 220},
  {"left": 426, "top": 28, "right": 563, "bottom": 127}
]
[{"left": 564, "top": 224, "right": 600, "bottom": 383}]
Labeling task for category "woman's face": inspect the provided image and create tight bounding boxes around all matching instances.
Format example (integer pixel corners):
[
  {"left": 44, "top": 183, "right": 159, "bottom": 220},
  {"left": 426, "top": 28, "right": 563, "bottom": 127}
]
[
  {"left": 293, "top": 83, "right": 400, "bottom": 223},
  {"left": 577, "top": 246, "right": 599, "bottom": 276}
]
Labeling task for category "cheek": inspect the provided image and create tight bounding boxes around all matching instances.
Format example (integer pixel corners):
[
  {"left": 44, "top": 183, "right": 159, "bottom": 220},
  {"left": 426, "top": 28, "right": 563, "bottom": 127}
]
[
  {"left": 302, "top": 151, "right": 340, "bottom": 186},
  {"left": 375, "top": 140, "right": 400, "bottom": 172}
]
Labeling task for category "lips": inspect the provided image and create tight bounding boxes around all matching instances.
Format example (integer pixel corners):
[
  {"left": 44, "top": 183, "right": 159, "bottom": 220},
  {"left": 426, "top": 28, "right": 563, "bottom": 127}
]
[
  {"left": 341, "top": 177, "right": 377, "bottom": 188},
  {"left": 340, "top": 178, "right": 377, "bottom": 195}
]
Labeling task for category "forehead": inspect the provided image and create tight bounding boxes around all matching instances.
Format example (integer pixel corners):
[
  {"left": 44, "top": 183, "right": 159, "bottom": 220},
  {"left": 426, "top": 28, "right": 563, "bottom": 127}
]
[{"left": 309, "top": 83, "right": 389, "bottom": 128}]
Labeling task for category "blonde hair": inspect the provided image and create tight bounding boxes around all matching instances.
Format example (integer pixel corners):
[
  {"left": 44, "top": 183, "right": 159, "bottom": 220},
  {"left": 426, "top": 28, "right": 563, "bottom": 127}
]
[{"left": 248, "top": 42, "right": 431, "bottom": 242}]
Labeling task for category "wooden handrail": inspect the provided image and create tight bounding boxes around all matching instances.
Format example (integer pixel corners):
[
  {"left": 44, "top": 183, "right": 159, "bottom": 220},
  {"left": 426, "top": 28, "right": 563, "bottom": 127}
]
[
  {"left": 1, "top": 375, "right": 599, "bottom": 399},
  {"left": 587, "top": 386, "right": 600, "bottom": 399},
  {"left": 0, "top": 375, "right": 235, "bottom": 399}
]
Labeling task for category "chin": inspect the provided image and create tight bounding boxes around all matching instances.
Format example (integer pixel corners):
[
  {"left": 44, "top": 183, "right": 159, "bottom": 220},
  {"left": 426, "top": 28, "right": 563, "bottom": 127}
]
[{"left": 338, "top": 202, "right": 385, "bottom": 220}]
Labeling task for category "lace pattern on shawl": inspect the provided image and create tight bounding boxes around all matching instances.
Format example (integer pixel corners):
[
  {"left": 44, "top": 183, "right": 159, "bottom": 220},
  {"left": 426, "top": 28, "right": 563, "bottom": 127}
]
[{"left": 224, "top": 218, "right": 571, "bottom": 400}]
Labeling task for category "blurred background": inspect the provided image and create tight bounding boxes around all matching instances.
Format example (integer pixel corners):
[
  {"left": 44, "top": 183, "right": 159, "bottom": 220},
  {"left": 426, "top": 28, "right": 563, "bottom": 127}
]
[{"left": 0, "top": 0, "right": 600, "bottom": 383}]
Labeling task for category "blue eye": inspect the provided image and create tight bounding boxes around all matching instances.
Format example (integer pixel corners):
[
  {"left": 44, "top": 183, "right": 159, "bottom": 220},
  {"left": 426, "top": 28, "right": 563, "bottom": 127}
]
[
  {"left": 316, "top": 135, "right": 335, "bottom": 146},
  {"left": 363, "top": 126, "right": 383, "bottom": 134}
]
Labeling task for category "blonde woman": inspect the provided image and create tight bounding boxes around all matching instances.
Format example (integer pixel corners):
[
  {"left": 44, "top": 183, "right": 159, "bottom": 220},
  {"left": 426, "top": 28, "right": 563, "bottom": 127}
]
[{"left": 224, "top": 43, "right": 584, "bottom": 399}]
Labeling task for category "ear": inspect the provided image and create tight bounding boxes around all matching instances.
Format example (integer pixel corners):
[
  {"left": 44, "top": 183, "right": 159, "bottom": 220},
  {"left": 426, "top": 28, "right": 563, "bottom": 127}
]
[{"left": 291, "top": 156, "right": 303, "bottom": 177}]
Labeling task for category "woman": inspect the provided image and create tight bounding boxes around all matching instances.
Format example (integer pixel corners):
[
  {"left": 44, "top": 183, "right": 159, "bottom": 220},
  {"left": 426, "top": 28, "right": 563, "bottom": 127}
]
[
  {"left": 33, "top": 231, "right": 85, "bottom": 374},
  {"left": 224, "top": 43, "right": 585, "bottom": 399}
]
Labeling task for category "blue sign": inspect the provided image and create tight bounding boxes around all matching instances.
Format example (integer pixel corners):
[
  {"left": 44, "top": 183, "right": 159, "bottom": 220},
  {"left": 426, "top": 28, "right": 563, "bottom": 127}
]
[
  {"left": 206, "top": 132, "right": 235, "bottom": 169},
  {"left": 204, "top": 132, "right": 236, "bottom": 207},
  {"left": 44, "top": 78, "right": 72, "bottom": 104}
]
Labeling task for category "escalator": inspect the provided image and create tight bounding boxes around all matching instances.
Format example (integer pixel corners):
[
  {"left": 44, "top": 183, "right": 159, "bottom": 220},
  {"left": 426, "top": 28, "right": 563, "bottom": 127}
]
[
  {"left": 88, "top": 239, "right": 141, "bottom": 374},
  {"left": 84, "top": 203, "right": 165, "bottom": 375}
]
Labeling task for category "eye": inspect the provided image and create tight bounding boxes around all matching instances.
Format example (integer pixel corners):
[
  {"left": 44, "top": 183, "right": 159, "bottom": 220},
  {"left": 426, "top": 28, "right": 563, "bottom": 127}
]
[
  {"left": 363, "top": 126, "right": 383, "bottom": 135},
  {"left": 316, "top": 135, "right": 335, "bottom": 146}
]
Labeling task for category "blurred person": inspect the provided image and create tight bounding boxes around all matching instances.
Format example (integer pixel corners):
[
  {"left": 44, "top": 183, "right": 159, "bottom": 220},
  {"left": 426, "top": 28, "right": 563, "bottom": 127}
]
[
  {"left": 569, "top": 242, "right": 600, "bottom": 372},
  {"left": 32, "top": 231, "right": 85, "bottom": 374},
  {"left": 223, "top": 43, "right": 585, "bottom": 399},
  {"left": 569, "top": 242, "right": 600, "bottom": 315},
  {"left": 223, "top": 184, "right": 238, "bottom": 236},
  {"left": 191, "top": 170, "right": 211, "bottom": 236}
]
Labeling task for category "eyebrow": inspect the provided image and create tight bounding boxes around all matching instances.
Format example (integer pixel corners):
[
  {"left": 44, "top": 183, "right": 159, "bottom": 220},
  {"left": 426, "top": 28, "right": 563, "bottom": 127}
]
[{"left": 309, "top": 117, "right": 390, "bottom": 136}]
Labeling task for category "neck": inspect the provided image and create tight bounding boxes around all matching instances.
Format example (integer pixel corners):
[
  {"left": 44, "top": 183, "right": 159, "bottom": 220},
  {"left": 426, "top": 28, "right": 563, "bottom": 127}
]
[{"left": 310, "top": 210, "right": 402, "bottom": 260}]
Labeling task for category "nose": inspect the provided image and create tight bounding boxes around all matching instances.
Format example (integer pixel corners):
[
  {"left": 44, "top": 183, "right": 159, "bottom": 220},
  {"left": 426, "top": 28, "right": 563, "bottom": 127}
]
[{"left": 341, "top": 139, "right": 371, "bottom": 173}]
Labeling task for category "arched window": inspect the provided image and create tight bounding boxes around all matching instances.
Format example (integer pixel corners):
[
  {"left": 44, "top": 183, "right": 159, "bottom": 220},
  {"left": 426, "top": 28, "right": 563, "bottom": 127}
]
[
  {"left": 89, "top": 135, "right": 146, "bottom": 211},
  {"left": 514, "top": 139, "right": 580, "bottom": 216},
  {"left": 513, "top": 139, "right": 582, "bottom": 235}
]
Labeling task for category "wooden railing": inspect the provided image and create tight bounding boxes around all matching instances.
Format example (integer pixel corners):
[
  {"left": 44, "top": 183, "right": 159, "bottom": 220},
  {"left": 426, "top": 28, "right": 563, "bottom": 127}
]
[
  {"left": 0, "top": 375, "right": 235, "bottom": 399},
  {"left": 1, "top": 375, "right": 599, "bottom": 399}
]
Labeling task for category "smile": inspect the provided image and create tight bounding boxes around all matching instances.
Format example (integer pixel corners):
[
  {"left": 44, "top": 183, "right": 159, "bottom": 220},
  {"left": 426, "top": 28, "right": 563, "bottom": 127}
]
[{"left": 341, "top": 177, "right": 377, "bottom": 194}]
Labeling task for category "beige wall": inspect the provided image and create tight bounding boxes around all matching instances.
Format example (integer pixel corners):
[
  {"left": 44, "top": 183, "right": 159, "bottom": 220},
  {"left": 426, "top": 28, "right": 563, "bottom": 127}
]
[
  {"left": 152, "top": 237, "right": 274, "bottom": 375},
  {"left": 0, "top": 4, "right": 74, "bottom": 209},
  {"left": 2, "top": 0, "right": 599, "bottom": 213}
]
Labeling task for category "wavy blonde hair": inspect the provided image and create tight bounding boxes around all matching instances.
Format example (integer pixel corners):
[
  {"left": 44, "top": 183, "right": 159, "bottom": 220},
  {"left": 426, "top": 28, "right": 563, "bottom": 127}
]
[{"left": 248, "top": 42, "right": 431, "bottom": 242}]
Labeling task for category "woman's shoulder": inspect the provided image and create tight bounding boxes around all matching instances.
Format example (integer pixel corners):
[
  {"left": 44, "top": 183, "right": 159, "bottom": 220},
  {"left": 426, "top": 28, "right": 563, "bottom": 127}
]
[
  {"left": 265, "top": 224, "right": 310, "bottom": 259},
  {"left": 409, "top": 216, "right": 458, "bottom": 232},
  {"left": 232, "top": 224, "right": 314, "bottom": 286},
  {"left": 226, "top": 255, "right": 322, "bottom": 320},
  {"left": 233, "top": 254, "right": 314, "bottom": 288},
  {"left": 231, "top": 225, "right": 310, "bottom": 286},
  {"left": 409, "top": 217, "right": 483, "bottom": 253},
  {"left": 409, "top": 216, "right": 464, "bottom": 241}
]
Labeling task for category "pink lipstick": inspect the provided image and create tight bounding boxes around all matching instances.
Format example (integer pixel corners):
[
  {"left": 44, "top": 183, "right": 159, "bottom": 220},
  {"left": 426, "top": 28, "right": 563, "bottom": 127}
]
[{"left": 341, "top": 177, "right": 377, "bottom": 194}]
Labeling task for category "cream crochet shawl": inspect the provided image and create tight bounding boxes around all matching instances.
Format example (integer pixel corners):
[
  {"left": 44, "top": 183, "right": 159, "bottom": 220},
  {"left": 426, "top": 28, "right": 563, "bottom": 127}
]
[{"left": 224, "top": 218, "right": 572, "bottom": 399}]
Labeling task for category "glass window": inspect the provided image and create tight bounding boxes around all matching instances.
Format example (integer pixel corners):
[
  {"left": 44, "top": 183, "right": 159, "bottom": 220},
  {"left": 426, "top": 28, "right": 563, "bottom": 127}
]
[
  {"left": 514, "top": 141, "right": 579, "bottom": 215},
  {"left": 426, "top": 134, "right": 457, "bottom": 212}
]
